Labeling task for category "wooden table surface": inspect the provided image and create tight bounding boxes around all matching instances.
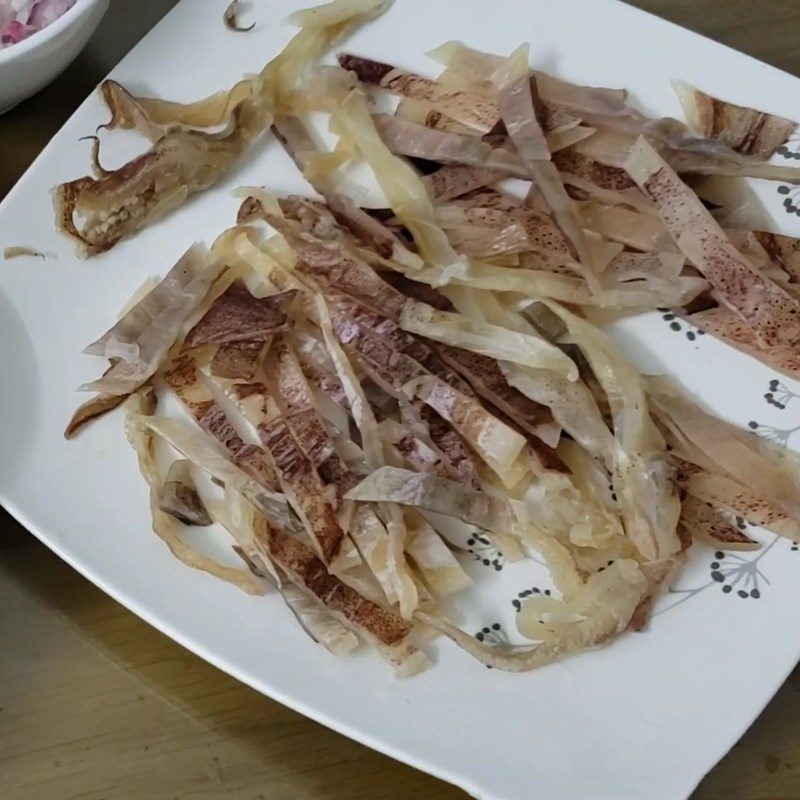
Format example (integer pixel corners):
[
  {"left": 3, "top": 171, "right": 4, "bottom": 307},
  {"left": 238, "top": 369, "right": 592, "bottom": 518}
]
[{"left": 3, "top": 2, "right": 800, "bottom": 798}]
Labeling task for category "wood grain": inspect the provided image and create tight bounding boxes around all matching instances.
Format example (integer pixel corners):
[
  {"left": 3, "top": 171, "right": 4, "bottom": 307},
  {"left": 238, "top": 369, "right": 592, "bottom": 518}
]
[{"left": 2, "top": 2, "right": 800, "bottom": 798}]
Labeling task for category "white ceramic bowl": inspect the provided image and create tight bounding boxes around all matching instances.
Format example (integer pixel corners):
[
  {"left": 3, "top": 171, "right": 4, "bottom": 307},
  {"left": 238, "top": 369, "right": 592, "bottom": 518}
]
[{"left": 0, "top": 0, "right": 109, "bottom": 114}]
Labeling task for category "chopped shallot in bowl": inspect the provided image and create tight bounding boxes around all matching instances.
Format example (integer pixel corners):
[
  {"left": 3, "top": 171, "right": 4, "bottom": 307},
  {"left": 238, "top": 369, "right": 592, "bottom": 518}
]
[
  {"left": 0, "top": 0, "right": 77, "bottom": 49},
  {"left": 0, "top": 0, "right": 108, "bottom": 114}
]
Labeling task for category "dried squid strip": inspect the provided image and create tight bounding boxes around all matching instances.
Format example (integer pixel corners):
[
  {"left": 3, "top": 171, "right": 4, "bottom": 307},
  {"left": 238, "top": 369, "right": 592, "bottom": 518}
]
[
  {"left": 423, "top": 163, "right": 506, "bottom": 201},
  {"left": 268, "top": 335, "right": 354, "bottom": 495},
  {"left": 673, "top": 80, "right": 797, "bottom": 159},
  {"left": 399, "top": 299, "right": 577, "bottom": 378},
  {"left": 544, "top": 302, "right": 681, "bottom": 562},
  {"left": 678, "top": 463, "right": 800, "bottom": 540},
  {"left": 436, "top": 345, "right": 560, "bottom": 448},
  {"left": 650, "top": 379, "right": 800, "bottom": 527},
  {"left": 56, "top": 0, "right": 389, "bottom": 255},
  {"left": 416, "top": 560, "right": 646, "bottom": 671},
  {"left": 324, "top": 299, "right": 528, "bottom": 486},
  {"left": 125, "top": 393, "right": 266, "bottom": 595},
  {"left": 338, "top": 53, "right": 501, "bottom": 133},
  {"left": 162, "top": 353, "right": 282, "bottom": 494},
  {"left": 65, "top": 392, "right": 127, "bottom": 439},
  {"left": 679, "top": 496, "right": 759, "bottom": 552},
  {"left": 277, "top": 579, "right": 360, "bottom": 656},
  {"left": 495, "top": 51, "right": 601, "bottom": 287},
  {"left": 56, "top": 102, "right": 268, "bottom": 256},
  {"left": 625, "top": 137, "right": 800, "bottom": 349},
  {"left": 316, "top": 297, "right": 422, "bottom": 616},
  {"left": 67, "top": 245, "right": 218, "bottom": 436},
  {"left": 261, "top": 519, "right": 429, "bottom": 676},
  {"left": 687, "top": 305, "right": 800, "bottom": 382},
  {"left": 346, "top": 466, "right": 520, "bottom": 534},
  {"left": 307, "top": 66, "right": 468, "bottom": 274},
  {"left": 271, "top": 115, "right": 420, "bottom": 267},
  {"left": 138, "top": 412, "right": 300, "bottom": 537},
  {"left": 97, "top": 78, "right": 254, "bottom": 138},
  {"left": 753, "top": 231, "right": 800, "bottom": 284},
  {"left": 158, "top": 458, "right": 213, "bottom": 526},
  {"left": 224, "top": 379, "right": 347, "bottom": 564},
  {"left": 372, "top": 113, "right": 528, "bottom": 178},
  {"left": 184, "top": 282, "right": 295, "bottom": 348}
]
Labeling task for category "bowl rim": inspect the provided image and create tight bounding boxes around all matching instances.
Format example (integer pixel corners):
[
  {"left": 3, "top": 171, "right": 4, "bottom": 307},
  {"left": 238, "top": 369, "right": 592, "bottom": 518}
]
[{"left": 0, "top": 0, "right": 107, "bottom": 67}]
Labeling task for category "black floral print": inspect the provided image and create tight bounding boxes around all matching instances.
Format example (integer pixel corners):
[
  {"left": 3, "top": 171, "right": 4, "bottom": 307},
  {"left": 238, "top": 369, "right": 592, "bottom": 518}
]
[
  {"left": 475, "top": 622, "right": 510, "bottom": 645},
  {"left": 764, "top": 378, "right": 800, "bottom": 410},
  {"left": 746, "top": 419, "right": 800, "bottom": 448},
  {"left": 777, "top": 185, "right": 800, "bottom": 217},
  {"left": 467, "top": 532, "right": 504, "bottom": 571},
  {"left": 511, "top": 586, "right": 552, "bottom": 612},
  {"left": 777, "top": 132, "right": 800, "bottom": 159},
  {"left": 657, "top": 309, "right": 705, "bottom": 342}
]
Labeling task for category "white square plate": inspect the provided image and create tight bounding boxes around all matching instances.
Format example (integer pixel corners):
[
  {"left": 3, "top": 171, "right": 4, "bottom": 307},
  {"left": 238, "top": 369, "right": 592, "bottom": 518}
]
[{"left": 2, "top": 1, "right": 800, "bottom": 798}]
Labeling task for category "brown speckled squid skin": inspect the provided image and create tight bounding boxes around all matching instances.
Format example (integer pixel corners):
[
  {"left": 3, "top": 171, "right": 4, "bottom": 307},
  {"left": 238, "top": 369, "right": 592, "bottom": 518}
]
[
  {"left": 184, "top": 283, "right": 295, "bottom": 348},
  {"left": 271, "top": 203, "right": 561, "bottom": 460},
  {"left": 64, "top": 392, "right": 126, "bottom": 439},
  {"left": 681, "top": 83, "right": 798, "bottom": 158},
  {"left": 158, "top": 459, "right": 213, "bottom": 527},
  {"left": 754, "top": 230, "right": 800, "bottom": 283},
  {"left": 436, "top": 344, "right": 559, "bottom": 448},
  {"left": 417, "top": 404, "right": 481, "bottom": 489},
  {"left": 627, "top": 138, "right": 800, "bottom": 348},
  {"left": 552, "top": 149, "right": 636, "bottom": 191},
  {"left": 687, "top": 305, "right": 800, "bottom": 381},
  {"left": 337, "top": 53, "right": 394, "bottom": 85},
  {"left": 424, "top": 163, "right": 506, "bottom": 201},
  {"left": 337, "top": 53, "right": 500, "bottom": 133},
  {"left": 164, "top": 350, "right": 415, "bottom": 651},
  {"left": 677, "top": 458, "right": 799, "bottom": 538},
  {"left": 256, "top": 412, "right": 346, "bottom": 564},
  {"left": 261, "top": 522, "right": 411, "bottom": 647},
  {"left": 679, "top": 495, "right": 759, "bottom": 550},
  {"left": 162, "top": 354, "right": 281, "bottom": 492},
  {"left": 269, "top": 336, "right": 355, "bottom": 496},
  {"left": 210, "top": 340, "right": 269, "bottom": 380}
]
